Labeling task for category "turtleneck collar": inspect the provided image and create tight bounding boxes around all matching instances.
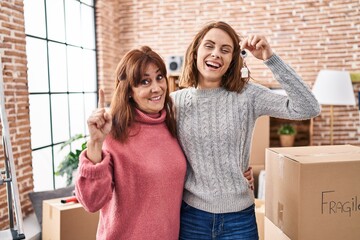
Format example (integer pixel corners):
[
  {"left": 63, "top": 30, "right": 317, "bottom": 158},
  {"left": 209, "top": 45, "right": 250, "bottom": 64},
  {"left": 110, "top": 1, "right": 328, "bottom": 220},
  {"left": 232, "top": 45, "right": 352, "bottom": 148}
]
[
  {"left": 192, "top": 87, "right": 226, "bottom": 98},
  {"left": 134, "top": 108, "right": 166, "bottom": 125}
]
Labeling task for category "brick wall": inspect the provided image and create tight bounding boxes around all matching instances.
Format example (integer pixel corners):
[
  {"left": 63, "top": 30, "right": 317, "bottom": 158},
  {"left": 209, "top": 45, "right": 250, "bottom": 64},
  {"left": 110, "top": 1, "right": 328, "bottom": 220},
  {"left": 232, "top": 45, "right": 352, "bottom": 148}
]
[
  {"left": 0, "top": 0, "right": 33, "bottom": 230},
  {"left": 96, "top": 0, "right": 360, "bottom": 146},
  {"left": 95, "top": 0, "right": 122, "bottom": 104},
  {"left": 313, "top": 84, "right": 360, "bottom": 145}
]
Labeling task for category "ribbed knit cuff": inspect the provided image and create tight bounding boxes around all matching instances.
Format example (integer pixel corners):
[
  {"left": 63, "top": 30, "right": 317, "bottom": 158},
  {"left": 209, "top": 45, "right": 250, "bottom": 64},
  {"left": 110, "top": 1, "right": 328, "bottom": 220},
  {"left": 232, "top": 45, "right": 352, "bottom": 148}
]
[{"left": 78, "top": 150, "right": 110, "bottom": 179}]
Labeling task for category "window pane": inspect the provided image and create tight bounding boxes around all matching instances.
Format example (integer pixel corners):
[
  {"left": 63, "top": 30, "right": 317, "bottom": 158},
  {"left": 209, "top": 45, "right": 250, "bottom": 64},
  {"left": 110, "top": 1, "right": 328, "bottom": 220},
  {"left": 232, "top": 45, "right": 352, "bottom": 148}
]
[
  {"left": 81, "top": 4, "right": 95, "bottom": 49},
  {"left": 26, "top": 37, "right": 49, "bottom": 93},
  {"left": 69, "top": 94, "right": 85, "bottom": 137},
  {"left": 54, "top": 138, "right": 85, "bottom": 188},
  {"left": 81, "top": 0, "right": 94, "bottom": 6},
  {"left": 25, "top": 0, "right": 96, "bottom": 191},
  {"left": 51, "top": 94, "right": 70, "bottom": 144},
  {"left": 67, "top": 46, "right": 83, "bottom": 91},
  {"left": 54, "top": 144, "right": 69, "bottom": 189},
  {"left": 32, "top": 147, "right": 54, "bottom": 191},
  {"left": 48, "top": 42, "right": 68, "bottom": 92},
  {"left": 24, "top": 0, "right": 46, "bottom": 37},
  {"left": 65, "top": 0, "right": 81, "bottom": 46},
  {"left": 84, "top": 93, "right": 97, "bottom": 135},
  {"left": 71, "top": 137, "right": 86, "bottom": 152},
  {"left": 82, "top": 49, "right": 97, "bottom": 92},
  {"left": 46, "top": 0, "right": 66, "bottom": 42},
  {"left": 29, "top": 95, "right": 51, "bottom": 149}
]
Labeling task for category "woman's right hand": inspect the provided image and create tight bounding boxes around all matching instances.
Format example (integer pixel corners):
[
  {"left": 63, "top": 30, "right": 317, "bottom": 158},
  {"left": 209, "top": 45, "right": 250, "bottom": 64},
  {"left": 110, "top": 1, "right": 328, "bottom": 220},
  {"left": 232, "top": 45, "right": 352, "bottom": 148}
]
[{"left": 86, "top": 89, "right": 112, "bottom": 163}]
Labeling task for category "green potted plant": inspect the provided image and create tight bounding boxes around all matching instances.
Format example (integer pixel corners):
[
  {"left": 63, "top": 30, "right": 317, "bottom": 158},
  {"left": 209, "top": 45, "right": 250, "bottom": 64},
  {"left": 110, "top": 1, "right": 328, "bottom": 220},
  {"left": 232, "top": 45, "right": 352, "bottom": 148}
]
[
  {"left": 55, "top": 134, "right": 87, "bottom": 186},
  {"left": 277, "top": 124, "right": 297, "bottom": 147}
]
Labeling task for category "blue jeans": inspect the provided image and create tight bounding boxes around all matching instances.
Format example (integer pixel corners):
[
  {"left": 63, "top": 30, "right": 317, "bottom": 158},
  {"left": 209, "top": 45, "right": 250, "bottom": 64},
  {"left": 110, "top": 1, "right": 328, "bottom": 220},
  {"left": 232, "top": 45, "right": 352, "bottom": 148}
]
[{"left": 179, "top": 201, "right": 259, "bottom": 240}]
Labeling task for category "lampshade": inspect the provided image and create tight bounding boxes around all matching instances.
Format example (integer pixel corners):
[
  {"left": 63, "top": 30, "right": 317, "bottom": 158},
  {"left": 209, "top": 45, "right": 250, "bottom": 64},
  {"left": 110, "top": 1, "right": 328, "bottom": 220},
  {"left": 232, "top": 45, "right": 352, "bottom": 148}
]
[{"left": 312, "top": 70, "right": 356, "bottom": 106}]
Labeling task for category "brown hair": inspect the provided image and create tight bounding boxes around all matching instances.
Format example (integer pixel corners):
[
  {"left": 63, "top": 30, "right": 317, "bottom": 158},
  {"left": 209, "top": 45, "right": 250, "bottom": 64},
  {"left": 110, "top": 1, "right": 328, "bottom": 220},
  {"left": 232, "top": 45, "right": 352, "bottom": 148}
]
[
  {"left": 179, "top": 21, "right": 250, "bottom": 92},
  {"left": 110, "top": 46, "right": 177, "bottom": 142}
]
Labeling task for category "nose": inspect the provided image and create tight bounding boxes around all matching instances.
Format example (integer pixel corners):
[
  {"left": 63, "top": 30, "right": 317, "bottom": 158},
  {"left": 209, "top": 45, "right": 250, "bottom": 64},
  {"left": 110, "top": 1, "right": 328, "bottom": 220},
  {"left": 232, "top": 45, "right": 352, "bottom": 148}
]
[
  {"left": 151, "top": 81, "right": 162, "bottom": 92},
  {"left": 211, "top": 49, "right": 220, "bottom": 58}
]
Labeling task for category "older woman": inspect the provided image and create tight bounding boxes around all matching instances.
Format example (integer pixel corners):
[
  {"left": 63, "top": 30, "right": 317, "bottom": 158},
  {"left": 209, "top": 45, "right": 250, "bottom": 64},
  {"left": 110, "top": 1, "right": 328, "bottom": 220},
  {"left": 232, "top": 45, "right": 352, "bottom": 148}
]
[{"left": 75, "top": 46, "right": 186, "bottom": 240}]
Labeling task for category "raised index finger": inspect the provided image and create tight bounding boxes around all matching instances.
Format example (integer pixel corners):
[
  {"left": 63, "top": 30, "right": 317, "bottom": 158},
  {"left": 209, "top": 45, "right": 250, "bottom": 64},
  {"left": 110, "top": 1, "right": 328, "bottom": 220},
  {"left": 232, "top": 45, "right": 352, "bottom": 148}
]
[{"left": 98, "top": 89, "right": 105, "bottom": 108}]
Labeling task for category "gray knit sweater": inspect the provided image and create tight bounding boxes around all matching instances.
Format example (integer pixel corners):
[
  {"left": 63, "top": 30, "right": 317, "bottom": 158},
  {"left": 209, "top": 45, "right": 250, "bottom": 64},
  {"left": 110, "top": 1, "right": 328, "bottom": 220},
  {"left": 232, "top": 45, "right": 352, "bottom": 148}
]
[{"left": 170, "top": 54, "right": 321, "bottom": 213}]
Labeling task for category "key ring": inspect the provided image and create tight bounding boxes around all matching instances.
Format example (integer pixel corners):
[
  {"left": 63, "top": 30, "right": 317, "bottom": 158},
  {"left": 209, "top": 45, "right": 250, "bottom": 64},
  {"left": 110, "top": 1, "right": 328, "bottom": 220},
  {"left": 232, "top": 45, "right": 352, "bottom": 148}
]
[
  {"left": 240, "top": 50, "right": 247, "bottom": 59},
  {"left": 240, "top": 50, "right": 249, "bottom": 78}
]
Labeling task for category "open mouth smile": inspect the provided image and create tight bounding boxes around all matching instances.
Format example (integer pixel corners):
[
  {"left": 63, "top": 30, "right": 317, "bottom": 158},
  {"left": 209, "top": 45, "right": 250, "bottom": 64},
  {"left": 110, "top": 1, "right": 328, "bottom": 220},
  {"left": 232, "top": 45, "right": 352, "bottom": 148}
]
[
  {"left": 149, "top": 95, "right": 162, "bottom": 101},
  {"left": 205, "top": 61, "right": 222, "bottom": 69}
]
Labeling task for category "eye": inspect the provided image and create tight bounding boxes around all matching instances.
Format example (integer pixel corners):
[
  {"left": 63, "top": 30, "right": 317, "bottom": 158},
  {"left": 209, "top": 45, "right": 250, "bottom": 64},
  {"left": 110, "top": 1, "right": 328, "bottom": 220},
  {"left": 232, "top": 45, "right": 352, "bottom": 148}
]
[
  {"left": 204, "top": 43, "right": 213, "bottom": 49},
  {"left": 156, "top": 74, "right": 164, "bottom": 81},
  {"left": 140, "top": 79, "right": 150, "bottom": 85},
  {"left": 221, "top": 48, "right": 231, "bottom": 54}
]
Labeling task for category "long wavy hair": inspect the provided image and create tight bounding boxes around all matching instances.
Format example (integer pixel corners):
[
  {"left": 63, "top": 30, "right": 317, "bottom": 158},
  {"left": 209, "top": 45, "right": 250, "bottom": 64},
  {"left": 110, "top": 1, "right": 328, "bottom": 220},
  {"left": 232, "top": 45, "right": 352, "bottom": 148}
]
[
  {"left": 179, "top": 21, "right": 250, "bottom": 92},
  {"left": 110, "top": 46, "right": 177, "bottom": 142}
]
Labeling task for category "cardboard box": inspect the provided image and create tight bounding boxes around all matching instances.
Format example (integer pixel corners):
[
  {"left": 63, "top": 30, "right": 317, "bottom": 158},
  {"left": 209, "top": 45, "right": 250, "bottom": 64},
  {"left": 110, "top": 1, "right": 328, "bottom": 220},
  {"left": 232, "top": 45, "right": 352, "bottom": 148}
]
[
  {"left": 250, "top": 116, "right": 269, "bottom": 166},
  {"left": 255, "top": 199, "right": 265, "bottom": 240},
  {"left": 265, "top": 145, "right": 360, "bottom": 240},
  {"left": 42, "top": 198, "right": 99, "bottom": 240},
  {"left": 264, "top": 217, "right": 291, "bottom": 240}
]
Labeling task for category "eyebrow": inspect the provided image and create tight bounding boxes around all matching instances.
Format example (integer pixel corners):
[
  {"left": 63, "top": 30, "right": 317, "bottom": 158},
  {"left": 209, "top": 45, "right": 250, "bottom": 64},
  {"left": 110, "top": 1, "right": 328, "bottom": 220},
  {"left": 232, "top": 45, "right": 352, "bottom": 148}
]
[
  {"left": 143, "top": 68, "right": 160, "bottom": 77},
  {"left": 204, "top": 40, "right": 233, "bottom": 50}
]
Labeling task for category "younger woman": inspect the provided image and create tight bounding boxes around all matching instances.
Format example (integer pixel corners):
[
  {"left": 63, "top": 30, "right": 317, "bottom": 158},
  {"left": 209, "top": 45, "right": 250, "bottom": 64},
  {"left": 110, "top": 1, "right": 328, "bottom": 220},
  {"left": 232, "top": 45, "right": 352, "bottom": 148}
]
[{"left": 171, "top": 21, "right": 321, "bottom": 239}]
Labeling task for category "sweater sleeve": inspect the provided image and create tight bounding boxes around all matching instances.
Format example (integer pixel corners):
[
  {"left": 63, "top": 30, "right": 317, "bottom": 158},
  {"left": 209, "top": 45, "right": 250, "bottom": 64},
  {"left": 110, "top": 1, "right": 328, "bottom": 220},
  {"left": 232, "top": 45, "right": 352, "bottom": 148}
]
[
  {"left": 75, "top": 149, "right": 113, "bottom": 213},
  {"left": 248, "top": 54, "right": 321, "bottom": 120}
]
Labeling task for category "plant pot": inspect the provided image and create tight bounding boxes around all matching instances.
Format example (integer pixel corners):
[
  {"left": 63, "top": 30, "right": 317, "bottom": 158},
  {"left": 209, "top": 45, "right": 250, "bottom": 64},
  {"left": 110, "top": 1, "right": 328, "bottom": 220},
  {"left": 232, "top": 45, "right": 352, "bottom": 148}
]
[{"left": 279, "top": 134, "right": 295, "bottom": 147}]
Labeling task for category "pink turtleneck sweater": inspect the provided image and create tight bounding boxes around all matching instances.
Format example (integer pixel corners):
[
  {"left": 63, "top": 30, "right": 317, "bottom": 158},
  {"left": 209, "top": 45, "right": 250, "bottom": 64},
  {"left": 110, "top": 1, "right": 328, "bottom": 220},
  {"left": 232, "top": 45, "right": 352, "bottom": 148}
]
[{"left": 75, "top": 109, "right": 186, "bottom": 240}]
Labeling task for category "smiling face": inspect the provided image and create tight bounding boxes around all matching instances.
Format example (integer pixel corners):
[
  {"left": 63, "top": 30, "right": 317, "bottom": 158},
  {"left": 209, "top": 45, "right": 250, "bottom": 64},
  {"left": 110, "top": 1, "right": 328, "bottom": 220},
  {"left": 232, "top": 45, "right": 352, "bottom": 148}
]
[
  {"left": 196, "top": 28, "right": 234, "bottom": 89},
  {"left": 131, "top": 62, "right": 167, "bottom": 114}
]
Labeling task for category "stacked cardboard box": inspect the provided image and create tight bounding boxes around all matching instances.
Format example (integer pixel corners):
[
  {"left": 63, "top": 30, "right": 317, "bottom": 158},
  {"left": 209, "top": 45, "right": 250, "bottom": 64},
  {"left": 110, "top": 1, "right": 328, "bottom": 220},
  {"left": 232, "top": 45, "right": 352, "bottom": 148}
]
[
  {"left": 265, "top": 145, "right": 360, "bottom": 240},
  {"left": 250, "top": 115, "right": 269, "bottom": 240},
  {"left": 42, "top": 198, "right": 99, "bottom": 240},
  {"left": 250, "top": 115, "right": 269, "bottom": 198},
  {"left": 255, "top": 199, "right": 265, "bottom": 240}
]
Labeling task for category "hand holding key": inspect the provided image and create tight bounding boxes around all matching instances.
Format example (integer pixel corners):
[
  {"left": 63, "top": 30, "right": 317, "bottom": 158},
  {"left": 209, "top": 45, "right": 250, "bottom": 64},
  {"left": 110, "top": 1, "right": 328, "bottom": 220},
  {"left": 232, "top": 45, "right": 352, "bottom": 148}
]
[{"left": 240, "top": 34, "right": 273, "bottom": 61}]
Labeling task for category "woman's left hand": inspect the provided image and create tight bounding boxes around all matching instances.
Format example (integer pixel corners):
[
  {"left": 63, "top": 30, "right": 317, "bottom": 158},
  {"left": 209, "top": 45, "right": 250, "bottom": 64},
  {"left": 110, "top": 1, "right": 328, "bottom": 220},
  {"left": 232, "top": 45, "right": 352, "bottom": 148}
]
[
  {"left": 240, "top": 35, "right": 273, "bottom": 61},
  {"left": 244, "top": 166, "right": 255, "bottom": 191}
]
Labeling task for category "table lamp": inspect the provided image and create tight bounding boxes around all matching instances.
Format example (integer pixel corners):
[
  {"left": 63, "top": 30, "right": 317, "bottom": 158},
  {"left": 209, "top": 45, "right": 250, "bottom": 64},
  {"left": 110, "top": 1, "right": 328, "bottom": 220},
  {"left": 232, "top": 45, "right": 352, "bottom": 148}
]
[{"left": 312, "top": 70, "right": 356, "bottom": 145}]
